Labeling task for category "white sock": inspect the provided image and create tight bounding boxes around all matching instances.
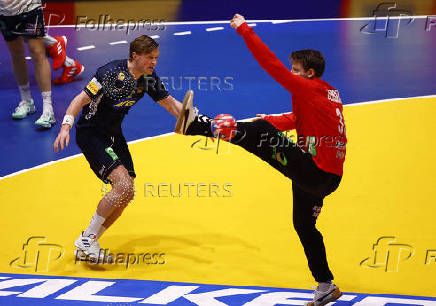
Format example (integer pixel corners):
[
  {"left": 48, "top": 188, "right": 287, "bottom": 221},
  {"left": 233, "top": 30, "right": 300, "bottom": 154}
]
[
  {"left": 96, "top": 225, "right": 107, "bottom": 239},
  {"left": 44, "top": 35, "right": 57, "bottom": 46},
  {"left": 84, "top": 213, "right": 106, "bottom": 237},
  {"left": 18, "top": 83, "right": 32, "bottom": 103},
  {"left": 41, "top": 91, "right": 53, "bottom": 113},
  {"left": 64, "top": 56, "right": 75, "bottom": 67},
  {"left": 318, "top": 282, "right": 332, "bottom": 292}
]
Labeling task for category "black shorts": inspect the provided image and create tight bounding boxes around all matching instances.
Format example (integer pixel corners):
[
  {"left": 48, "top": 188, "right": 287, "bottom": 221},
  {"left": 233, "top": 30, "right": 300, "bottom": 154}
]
[
  {"left": 0, "top": 8, "right": 45, "bottom": 42},
  {"left": 76, "top": 127, "right": 136, "bottom": 184}
]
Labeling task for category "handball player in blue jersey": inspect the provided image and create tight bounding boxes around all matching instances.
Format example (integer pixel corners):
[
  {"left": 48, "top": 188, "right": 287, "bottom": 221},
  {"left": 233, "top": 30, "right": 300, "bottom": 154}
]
[{"left": 53, "top": 35, "right": 184, "bottom": 262}]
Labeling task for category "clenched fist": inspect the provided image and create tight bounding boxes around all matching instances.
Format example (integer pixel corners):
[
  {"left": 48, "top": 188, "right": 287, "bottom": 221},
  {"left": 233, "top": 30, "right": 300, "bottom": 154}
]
[{"left": 230, "top": 14, "right": 246, "bottom": 29}]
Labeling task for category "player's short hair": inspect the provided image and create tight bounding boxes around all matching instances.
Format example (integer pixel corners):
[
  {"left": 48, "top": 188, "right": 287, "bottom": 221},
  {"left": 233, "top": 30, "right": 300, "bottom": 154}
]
[
  {"left": 129, "top": 35, "right": 159, "bottom": 59},
  {"left": 290, "top": 50, "right": 325, "bottom": 78}
]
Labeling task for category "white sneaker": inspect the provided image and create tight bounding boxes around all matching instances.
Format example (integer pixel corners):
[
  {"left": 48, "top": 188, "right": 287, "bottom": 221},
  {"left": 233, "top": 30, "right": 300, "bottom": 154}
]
[
  {"left": 74, "top": 232, "right": 113, "bottom": 264},
  {"left": 35, "top": 111, "right": 56, "bottom": 128},
  {"left": 305, "top": 283, "right": 342, "bottom": 306},
  {"left": 12, "top": 99, "right": 36, "bottom": 119},
  {"left": 174, "top": 90, "right": 198, "bottom": 134}
]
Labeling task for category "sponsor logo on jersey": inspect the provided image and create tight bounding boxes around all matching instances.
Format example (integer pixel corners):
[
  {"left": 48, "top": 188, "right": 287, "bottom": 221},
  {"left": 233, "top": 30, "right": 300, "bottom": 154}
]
[
  {"left": 105, "top": 147, "right": 119, "bottom": 161},
  {"left": 113, "top": 99, "right": 137, "bottom": 108},
  {"left": 327, "top": 89, "right": 342, "bottom": 104},
  {"left": 118, "top": 72, "right": 125, "bottom": 81},
  {"left": 86, "top": 77, "right": 102, "bottom": 95}
]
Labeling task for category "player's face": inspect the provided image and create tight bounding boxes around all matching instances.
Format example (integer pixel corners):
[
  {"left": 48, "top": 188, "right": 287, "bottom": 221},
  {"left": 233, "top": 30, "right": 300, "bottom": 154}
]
[
  {"left": 291, "top": 61, "right": 314, "bottom": 79},
  {"left": 134, "top": 48, "right": 159, "bottom": 75}
]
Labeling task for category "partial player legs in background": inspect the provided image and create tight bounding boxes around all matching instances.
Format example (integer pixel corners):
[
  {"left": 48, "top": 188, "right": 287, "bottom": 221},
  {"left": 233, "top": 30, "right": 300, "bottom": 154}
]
[
  {"left": 44, "top": 35, "right": 66, "bottom": 70},
  {"left": 53, "top": 59, "right": 84, "bottom": 85},
  {"left": 27, "top": 37, "right": 55, "bottom": 128},
  {"left": 44, "top": 35, "right": 85, "bottom": 85},
  {"left": 6, "top": 37, "right": 36, "bottom": 119},
  {"left": 7, "top": 36, "right": 55, "bottom": 127}
]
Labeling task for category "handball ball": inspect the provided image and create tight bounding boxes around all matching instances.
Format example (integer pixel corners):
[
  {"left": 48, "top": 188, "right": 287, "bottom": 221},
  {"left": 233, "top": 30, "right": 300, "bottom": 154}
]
[{"left": 211, "top": 114, "right": 237, "bottom": 141}]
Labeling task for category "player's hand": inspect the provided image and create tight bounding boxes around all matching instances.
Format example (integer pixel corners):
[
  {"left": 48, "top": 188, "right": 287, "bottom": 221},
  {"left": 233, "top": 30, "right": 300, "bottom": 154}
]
[
  {"left": 252, "top": 114, "right": 267, "bottom": 121},
  {"left": 230, "top": 14, "right": 246, "bottom": 29},
  {"left": 53, "top": 125, "right": 71, "bottom": 152}
]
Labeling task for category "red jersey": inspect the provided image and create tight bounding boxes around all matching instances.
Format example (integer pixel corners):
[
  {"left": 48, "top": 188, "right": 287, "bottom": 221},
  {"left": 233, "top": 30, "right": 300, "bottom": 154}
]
[{"left": 237, "top": 23, "right": 347, "bottom": 176}]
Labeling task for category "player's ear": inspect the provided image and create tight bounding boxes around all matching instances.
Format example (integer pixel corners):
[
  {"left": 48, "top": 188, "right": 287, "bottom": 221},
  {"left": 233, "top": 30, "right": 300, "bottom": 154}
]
[{"left": 306, "top": 68, "right": 316, "bottom": 79}]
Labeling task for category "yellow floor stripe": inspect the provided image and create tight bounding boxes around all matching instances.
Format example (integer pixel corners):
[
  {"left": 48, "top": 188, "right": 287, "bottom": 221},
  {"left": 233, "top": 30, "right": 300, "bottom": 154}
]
[{"left": 0, "top": 97, "right": 435, "bottom": 297}]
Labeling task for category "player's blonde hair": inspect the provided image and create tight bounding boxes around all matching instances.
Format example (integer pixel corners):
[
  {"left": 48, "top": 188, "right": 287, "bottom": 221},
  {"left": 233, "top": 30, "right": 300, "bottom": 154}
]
[{"left": 129, "top": 35, "right": 159, "bottom": 59}]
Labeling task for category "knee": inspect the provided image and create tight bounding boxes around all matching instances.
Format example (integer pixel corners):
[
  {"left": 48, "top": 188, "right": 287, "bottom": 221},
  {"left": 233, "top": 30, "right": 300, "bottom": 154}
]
[
  {"left": 28, "top": 46, "right": 46, "bottom": 63},
  {"left": 111, "top": 177, "right": 135, "bottom": 205},
  {"left": 10, "top": 50, "right": 25, "bottom": 62}
]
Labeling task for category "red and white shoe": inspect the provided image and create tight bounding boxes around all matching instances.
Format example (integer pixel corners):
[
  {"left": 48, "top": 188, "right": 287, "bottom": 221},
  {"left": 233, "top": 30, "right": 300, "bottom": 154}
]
[
  {"left": 54, "top": 60, "right": 85, "bottom": 85},
  {"left": 46, "top": 35, "right": 67, "bottom": 70}
]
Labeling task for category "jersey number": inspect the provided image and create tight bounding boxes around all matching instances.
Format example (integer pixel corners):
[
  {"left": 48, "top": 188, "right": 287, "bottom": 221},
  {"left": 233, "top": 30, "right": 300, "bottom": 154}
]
[{"left": 336, "top": 108, "right": 345, "bottom": 134}]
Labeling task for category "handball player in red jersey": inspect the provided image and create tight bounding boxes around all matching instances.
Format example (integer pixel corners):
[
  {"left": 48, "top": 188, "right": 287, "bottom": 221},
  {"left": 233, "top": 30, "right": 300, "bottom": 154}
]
[{"left": 175, "top": 14, "right": 347, "bottom": 306}]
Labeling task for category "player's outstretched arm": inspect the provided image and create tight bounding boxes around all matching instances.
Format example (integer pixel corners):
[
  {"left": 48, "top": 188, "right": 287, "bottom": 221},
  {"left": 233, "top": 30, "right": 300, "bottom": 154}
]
[
  {"left": 158, "top": 95, "right": 183, "bottom": 118},
  {"left": 53, "top": 91, "right": 91, "bottom": 152},
  {"left": 252, "top": 113, "right": 296, "bottom": 131},
  {"left": 230, "top": 14, "right": 308, "bottom": 94}
]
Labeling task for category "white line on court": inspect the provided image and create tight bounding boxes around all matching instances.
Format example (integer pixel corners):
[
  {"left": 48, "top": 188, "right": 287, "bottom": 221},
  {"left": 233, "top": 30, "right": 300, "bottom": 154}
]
[
  {"left": 77, "top": 45, "right": 95, "bottom": 51},
  {"left": 150, "top": 35, "right": 160, "bottom": 39},
  {"left": 1, "top": 95, "right": 435, "bottom": 181},
  {"left": 109, "top": 40, "right": 128, "bottom": 45},
  {"left": 271, "top": 20, "right": 294, "bottom": 24},
  {"left": 174, "top": 31, "right": 191, "bottom": 36},
  {"left": 206, "top": 27, "right": 224, "bottom": 32}
]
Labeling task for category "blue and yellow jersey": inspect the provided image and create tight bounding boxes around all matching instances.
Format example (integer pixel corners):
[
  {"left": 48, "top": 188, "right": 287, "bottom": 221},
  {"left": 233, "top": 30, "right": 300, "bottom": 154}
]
[{"left": 77, "top": 59, "right": 169, "bottom": 135}]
